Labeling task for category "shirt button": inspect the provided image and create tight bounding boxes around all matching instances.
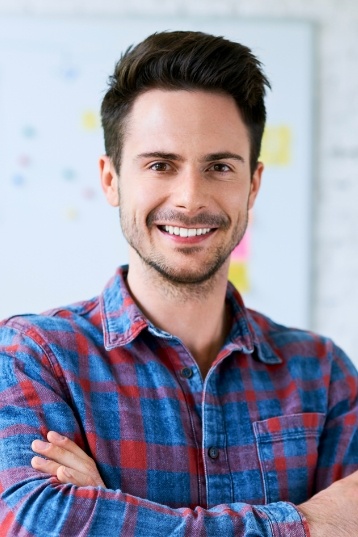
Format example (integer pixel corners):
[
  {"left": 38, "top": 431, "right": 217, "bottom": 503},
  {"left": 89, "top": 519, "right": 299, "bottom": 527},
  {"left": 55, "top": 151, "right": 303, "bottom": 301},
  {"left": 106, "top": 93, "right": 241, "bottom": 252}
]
[
  {"left": 208, "top": 446, "right": 219, "bottom": 459},
  {"left": 181, "top": 367, "right": 193, "bottom": 379}
]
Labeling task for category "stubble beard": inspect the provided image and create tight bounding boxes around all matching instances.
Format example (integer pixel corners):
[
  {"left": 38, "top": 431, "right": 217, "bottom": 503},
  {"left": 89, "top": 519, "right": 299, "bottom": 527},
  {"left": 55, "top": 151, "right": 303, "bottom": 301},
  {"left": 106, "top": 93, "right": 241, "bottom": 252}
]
[{"left": 120, "top": 206, "right": 249, "bottom": 298}]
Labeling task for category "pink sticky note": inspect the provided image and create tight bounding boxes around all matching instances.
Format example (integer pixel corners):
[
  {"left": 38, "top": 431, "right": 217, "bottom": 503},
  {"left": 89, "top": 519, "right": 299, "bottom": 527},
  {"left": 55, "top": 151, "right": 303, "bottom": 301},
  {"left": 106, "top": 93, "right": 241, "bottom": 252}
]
[{"left": 231, "top": 229, "right": 250, "bottom": 261}]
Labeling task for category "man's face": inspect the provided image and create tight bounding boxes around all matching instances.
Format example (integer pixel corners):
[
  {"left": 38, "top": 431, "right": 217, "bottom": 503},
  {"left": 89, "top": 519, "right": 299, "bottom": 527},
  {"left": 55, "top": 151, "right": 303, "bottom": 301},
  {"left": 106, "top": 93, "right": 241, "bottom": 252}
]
[{"left": 101, "top": 89, "right": 262, "bottom": 285}]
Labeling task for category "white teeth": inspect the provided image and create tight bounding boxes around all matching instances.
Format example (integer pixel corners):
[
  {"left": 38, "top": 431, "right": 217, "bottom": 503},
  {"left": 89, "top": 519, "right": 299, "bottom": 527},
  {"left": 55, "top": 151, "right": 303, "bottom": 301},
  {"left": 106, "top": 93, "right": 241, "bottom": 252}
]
[{"left": 163, "top": 226, "right": 212, "bottom": 237}]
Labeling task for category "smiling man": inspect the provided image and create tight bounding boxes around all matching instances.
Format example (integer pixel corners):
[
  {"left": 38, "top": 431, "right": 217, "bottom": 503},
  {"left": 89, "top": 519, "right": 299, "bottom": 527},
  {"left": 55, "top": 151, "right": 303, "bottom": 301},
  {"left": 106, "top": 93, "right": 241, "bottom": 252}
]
[
  {"left": 1, "top": 31, "right": 358, "bottom": 537},
  {"left": 99, "top": 88, "right": 262, "bottom": 379}
]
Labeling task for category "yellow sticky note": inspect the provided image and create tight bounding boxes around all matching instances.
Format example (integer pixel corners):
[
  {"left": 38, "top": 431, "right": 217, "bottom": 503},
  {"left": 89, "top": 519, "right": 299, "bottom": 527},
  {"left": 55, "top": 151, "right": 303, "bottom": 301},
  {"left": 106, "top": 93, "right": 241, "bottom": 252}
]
[
  {"left": 81, "top": 111, "right": 100, "bottom": 131},
  {"left": 228, "top": 261, "right": 250, "bottom": 293},
  {"left": 260, "top": 125, "right": 292, "bottom": 166},
  {"left": 65, "top": 207, "right": 79, "bottom": 221}
]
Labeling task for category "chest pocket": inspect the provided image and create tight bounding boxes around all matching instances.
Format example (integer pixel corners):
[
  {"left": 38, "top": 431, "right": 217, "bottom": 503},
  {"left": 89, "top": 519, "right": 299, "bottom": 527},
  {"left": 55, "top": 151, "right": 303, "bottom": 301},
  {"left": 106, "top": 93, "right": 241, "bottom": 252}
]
[{"left": 253, "top": 412, "right": 325, "bottom": 504}]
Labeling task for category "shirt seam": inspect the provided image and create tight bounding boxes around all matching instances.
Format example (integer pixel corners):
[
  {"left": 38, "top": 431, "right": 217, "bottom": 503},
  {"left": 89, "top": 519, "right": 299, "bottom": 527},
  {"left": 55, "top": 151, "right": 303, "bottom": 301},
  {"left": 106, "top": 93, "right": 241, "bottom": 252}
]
[
  {"left": 3, "top": 320, "right": 72, "bottom": 402},
  {"left": 289, "top": 503, "right": 311, "bottom": 537},
  {"left": 264, "top": 503, "right": 309, "bottom": 537}
]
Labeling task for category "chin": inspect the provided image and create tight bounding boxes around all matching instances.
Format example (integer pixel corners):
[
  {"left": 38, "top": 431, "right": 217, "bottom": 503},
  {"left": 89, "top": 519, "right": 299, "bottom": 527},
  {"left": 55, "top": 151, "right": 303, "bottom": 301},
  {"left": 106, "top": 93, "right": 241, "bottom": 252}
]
[{"left": 150, "top": 260, "right": 227, "bottom": 286}]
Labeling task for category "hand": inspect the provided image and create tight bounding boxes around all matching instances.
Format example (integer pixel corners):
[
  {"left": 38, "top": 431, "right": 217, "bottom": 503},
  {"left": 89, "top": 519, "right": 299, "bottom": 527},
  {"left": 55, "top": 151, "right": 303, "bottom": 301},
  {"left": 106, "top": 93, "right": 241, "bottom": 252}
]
[
  {"left": 31, "top": 431, "right": 106, "bottom": 488},
  {"left": 299, "top": 470, "right": 358, "bottom": 537}
]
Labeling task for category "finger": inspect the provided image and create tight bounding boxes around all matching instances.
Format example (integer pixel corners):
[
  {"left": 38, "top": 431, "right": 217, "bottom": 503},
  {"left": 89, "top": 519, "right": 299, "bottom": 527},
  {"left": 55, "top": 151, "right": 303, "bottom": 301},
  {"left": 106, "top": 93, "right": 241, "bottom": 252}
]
[
  {"left": 31, "top": 439, "right": 93, "bottom": 475},
  {"left": 46, "top": 431, "right": 92, "bottom": 463},
  {"left": 56, "top": 465, "right": 105, "bottom": 488},
  {"left": 31, "top": 456, "right": 105, "bottom": 487},
  {"left": 31, "top": 455, "right": 61, "bottom": 476}
]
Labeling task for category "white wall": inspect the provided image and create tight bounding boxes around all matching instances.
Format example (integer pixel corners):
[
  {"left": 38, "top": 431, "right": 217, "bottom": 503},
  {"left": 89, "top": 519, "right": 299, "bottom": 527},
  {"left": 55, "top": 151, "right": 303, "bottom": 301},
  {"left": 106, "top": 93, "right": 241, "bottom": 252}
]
[{"left": 1, "top": 0, "right": 358, "bottom": 363}]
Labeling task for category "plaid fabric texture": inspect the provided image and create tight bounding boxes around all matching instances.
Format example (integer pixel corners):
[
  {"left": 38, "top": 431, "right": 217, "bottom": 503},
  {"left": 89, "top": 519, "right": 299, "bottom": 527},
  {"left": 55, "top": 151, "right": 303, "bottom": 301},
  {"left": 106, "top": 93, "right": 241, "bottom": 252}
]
[{"left": 0, "top": 265, "right": 357, "bottom": 536}]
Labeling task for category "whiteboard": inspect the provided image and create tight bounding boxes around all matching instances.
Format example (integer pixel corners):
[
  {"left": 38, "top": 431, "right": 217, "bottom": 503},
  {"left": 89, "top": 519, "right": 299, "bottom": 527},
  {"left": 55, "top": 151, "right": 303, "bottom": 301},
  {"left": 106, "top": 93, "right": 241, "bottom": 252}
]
[{"left": 0, "top": 16, "right": 313, "bottom": 329}]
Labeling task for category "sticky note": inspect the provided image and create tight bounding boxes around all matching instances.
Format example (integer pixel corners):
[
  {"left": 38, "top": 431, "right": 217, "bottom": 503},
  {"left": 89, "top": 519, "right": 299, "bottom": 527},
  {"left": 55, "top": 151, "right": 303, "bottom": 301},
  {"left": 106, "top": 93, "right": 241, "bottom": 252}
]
[
  {"left": 228, "top": 261, "right": 250, "bottom": 293},
  {"left": 260, "top": 125, "right": 292, "bottom": 166},
  {"left": 22, "top": 126, "right": 36, "bottom": 138},
  {"left": 18, "top": 155, "right": 31, "bottom": 167},
  {"left": 81, "top": 111, "right": 100, "bottom": 131},
  {"left": 65, "top": 207, "right": 79, "bottom": 221},
  {"left": 63, "top": 168, "right": 77, "bottom": 181},
  {"left": 12, "top": 174, "right": 25, "bottom": 186},
  {"left": 231, "top": 230, "right": 250, "bottom": 262},
  {"left": 82, "top": 187, "right": 96, "bottom": 200}
]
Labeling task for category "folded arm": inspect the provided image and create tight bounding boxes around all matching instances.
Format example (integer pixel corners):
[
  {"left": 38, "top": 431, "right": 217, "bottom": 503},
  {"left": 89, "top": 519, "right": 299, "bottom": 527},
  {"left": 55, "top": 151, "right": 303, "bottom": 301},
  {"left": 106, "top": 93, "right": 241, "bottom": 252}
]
[
  {"left": 0, "top": 322, "right": 309, "bottom": 537},
  {"left": 4, "top": 321, "right": 358, "bottom": 537}
]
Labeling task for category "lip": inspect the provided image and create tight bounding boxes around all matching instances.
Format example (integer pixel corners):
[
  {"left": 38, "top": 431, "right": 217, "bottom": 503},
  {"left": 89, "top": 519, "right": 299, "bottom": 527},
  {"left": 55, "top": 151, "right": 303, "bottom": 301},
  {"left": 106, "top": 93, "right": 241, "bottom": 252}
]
[{"left": 156, "top": 224, "right": 216, "bottom": 244}]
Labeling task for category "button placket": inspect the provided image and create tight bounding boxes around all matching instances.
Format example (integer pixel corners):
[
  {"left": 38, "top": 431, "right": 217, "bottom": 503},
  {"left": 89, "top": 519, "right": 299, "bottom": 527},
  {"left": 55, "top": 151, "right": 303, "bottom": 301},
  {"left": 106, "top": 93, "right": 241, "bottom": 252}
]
[{"left": 202, "top": 374, "right": 234, "bottom": 505}]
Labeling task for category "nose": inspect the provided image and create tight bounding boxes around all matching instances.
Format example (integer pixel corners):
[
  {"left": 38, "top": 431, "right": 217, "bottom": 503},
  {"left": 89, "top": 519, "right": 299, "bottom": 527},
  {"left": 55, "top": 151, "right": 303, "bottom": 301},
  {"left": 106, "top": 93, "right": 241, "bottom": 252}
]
[{"left": 173, "top": 167, "right": 208, "bottom": 213}]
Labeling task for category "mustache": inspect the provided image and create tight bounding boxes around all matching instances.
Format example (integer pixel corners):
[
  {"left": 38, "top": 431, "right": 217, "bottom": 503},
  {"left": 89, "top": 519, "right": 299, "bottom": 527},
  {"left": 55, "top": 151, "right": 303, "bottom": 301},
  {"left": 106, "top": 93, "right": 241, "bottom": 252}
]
[{"left": 147, "top": 209, "right": 231, "bottom": 229}]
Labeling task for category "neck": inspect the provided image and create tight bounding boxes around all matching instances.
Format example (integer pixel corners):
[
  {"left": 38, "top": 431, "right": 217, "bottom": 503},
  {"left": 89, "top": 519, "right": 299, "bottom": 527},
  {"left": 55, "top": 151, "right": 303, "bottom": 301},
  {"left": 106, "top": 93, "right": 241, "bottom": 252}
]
[{"left": 126, "top": 256, "right": 231, "bottom": 378}]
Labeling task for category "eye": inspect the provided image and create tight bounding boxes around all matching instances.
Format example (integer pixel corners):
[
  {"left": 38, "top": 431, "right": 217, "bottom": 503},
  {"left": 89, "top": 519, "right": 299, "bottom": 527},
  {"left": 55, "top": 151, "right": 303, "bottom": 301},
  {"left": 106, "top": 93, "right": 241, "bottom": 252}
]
[
  {"left": 209, "top": 163, "right": 231, "bottom": 173},
  {"left": 149, "top": 162, "right": 171, "bottom": 172}
]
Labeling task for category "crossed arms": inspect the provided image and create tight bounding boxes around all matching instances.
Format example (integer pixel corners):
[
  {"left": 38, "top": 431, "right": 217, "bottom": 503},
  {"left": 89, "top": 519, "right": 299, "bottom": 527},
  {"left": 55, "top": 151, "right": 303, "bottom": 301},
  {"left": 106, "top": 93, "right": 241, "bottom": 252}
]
[
  {"left": 31, "top": 430, "right": 358, "bottom": 537},
  {"left": 0, "top": 331, "right": 311, "bottom": 536},
  {"left": 1, "top": 317, "right": 358, "bottom": 536}
]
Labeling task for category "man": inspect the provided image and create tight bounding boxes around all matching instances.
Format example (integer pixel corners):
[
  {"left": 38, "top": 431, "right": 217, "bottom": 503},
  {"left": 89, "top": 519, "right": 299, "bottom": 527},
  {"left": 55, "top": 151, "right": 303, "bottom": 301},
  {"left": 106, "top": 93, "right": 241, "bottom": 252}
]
[{"left": 0, "top": 30, "right": 358, "bottom": 537}]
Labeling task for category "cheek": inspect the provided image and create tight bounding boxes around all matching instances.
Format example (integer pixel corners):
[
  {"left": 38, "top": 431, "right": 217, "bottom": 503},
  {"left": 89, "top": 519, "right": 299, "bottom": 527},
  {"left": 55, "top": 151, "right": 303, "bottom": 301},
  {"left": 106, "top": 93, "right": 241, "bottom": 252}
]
[
  {"left": 221, "top": 191, "right": 249, "bottom": 219},
  {"left": 120, "top": 187, "right": 160, "bottom": 225}
]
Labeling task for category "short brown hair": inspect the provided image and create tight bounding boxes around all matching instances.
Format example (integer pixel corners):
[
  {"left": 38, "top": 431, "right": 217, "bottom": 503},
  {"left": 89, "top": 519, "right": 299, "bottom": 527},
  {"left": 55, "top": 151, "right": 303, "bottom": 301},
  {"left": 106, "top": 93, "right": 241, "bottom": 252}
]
[{"left": 101, "top": 30, "right": 270, "bottom": 174}]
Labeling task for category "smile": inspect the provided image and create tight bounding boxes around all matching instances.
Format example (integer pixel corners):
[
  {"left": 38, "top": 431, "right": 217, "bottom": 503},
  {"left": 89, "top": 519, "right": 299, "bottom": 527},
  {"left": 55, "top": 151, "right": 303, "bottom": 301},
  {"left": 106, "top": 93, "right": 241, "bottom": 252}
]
[{"left": 161, "top": 225, "right": 213, "bottom": 237}]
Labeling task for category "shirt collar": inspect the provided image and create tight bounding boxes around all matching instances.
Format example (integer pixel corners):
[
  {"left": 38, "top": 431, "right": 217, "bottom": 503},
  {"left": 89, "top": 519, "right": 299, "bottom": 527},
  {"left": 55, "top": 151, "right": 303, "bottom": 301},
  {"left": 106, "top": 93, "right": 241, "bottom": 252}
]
[
  {"left": 100, "top": 266, "right": 149, "bottom": 350},
  {"left": 226, "top": 281, "right": 282, "bottom": 364},
  {"left": 100, "top": 266, "right": 281, "bottom": 364}
]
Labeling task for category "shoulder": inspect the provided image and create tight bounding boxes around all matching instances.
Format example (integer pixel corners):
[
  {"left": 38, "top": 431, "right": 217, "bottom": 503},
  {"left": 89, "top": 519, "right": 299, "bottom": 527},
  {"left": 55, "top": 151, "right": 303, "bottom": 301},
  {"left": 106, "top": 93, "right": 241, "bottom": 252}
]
[
  {"left": 247, "top": 307, "right": 358, "bottom": 379},
  {"left": 0, "top": 296, "right": 100, "bottom": 351}
]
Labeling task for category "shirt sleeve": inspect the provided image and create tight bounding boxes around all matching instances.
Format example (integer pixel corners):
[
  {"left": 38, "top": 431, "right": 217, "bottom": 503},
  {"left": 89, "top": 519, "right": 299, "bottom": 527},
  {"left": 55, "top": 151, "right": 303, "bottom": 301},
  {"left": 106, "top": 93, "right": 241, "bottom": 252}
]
[
  {"left": 0, "top": 323, "right": 310, "bottom": 537},
  {"left": 314, "top": 341, "right": 358, "bottom": 487}
]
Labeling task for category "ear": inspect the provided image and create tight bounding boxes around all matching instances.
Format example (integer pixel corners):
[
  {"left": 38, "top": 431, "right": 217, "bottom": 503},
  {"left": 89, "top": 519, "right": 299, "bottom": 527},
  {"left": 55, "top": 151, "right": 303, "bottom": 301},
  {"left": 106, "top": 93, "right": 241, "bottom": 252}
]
[
  {"left": 99, "top": 155, "right": 120, "bottom": 207},
  {"left": 248, "top": 161, "right": 263, "bottom": 210}
]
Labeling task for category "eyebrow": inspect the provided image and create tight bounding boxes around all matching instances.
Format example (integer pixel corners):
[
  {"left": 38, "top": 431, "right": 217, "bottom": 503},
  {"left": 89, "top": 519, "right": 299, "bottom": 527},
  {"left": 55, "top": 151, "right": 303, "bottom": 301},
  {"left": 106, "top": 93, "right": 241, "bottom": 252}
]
[
  {"left": 136, "top": 152, "right": 185, "bottom": 162},
  {"left": 203, "top": 152, "right": 245, "bottom": 164},
  {"left": 136, "top": 151, "right": 245, "bottom": 163}
]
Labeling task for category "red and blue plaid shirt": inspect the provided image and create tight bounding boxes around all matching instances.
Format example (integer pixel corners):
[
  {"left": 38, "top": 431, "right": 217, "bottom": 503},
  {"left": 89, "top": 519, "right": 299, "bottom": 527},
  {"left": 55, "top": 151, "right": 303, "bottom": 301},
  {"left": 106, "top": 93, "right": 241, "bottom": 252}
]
[{"left": 0, "top": 265, "right": 358, "bottom": 536}]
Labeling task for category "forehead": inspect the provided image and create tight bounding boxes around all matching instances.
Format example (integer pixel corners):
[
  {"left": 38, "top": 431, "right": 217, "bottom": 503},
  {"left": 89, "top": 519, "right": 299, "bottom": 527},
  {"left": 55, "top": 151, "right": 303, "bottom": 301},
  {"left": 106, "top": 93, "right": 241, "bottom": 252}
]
[{"left": 122, "top": 88, "right": 251, "bottom": 156}]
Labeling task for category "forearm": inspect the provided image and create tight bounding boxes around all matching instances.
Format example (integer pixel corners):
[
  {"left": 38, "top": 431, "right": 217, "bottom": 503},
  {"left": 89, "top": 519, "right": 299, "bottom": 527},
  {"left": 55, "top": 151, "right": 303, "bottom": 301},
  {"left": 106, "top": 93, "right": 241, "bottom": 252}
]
[{"left": 0, "top": 476, "right": 309, "bottom": 537}]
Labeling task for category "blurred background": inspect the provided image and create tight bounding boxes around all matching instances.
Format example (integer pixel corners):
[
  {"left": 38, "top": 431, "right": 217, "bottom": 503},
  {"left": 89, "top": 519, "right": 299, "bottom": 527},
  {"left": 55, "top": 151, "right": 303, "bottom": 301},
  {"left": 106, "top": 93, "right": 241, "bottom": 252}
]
[{"left": 1, "top": 0, "right": 357, "bottom": 365}]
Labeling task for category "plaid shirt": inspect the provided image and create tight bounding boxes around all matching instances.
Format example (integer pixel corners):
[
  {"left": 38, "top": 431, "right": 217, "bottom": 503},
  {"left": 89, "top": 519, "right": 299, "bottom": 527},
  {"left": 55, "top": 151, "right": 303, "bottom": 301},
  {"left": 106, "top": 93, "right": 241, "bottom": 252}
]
[{"left": 0, "top": 266, "right": 357, "bottom": 537}]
